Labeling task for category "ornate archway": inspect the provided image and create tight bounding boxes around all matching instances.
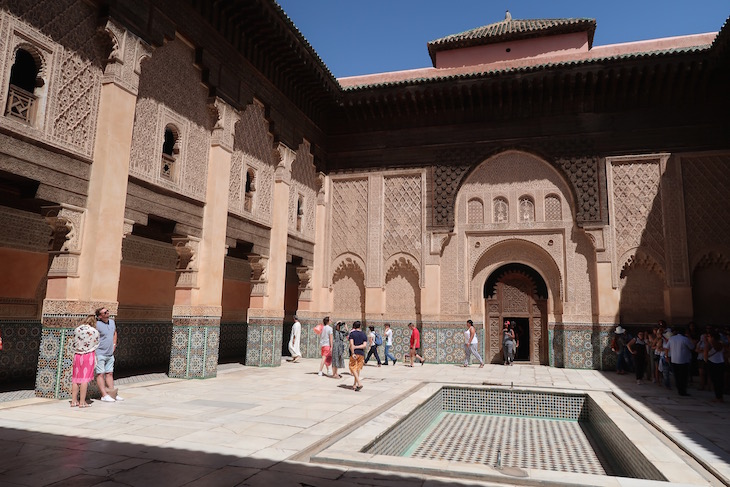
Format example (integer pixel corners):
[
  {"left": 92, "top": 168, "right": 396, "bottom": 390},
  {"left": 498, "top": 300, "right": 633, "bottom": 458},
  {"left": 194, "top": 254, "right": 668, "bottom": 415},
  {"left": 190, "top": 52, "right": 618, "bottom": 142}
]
[{"left": 484, "top": 263, "right": 548, "bottom": 365}]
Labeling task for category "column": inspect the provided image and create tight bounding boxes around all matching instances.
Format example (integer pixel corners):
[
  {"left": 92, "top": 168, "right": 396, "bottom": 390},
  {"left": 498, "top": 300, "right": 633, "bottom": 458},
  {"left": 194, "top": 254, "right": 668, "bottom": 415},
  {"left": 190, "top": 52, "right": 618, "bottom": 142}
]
[
  {"left": 35, "top": 22, "right": 151, "bottom": 398},
  {"left": 246, "top": 143, "right": 294, "bottom": 366},
  {"left": 168, "top": 98, "right": 236, "bottom": 379}
]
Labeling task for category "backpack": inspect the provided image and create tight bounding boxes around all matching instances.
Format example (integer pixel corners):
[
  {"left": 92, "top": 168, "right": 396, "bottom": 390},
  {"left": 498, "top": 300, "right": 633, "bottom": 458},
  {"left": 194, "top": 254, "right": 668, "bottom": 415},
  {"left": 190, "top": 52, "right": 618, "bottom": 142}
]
[{"left": 374, "top": 332, "right": 383, "bottom": 346}]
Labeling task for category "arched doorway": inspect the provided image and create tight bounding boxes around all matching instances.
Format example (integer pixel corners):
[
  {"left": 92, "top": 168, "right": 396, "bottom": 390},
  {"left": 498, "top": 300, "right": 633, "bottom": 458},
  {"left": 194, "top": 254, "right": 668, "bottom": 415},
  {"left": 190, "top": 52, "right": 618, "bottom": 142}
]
[{"left": 484, "top": 263, "right": 548, "bottom": 365}]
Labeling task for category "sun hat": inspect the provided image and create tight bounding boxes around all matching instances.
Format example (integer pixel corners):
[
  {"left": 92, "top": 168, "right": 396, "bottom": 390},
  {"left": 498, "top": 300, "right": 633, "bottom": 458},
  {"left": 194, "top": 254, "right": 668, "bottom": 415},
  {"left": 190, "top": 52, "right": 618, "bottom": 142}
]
[{"left": 615, "top": 326, "right": 626, "bottom": 334}]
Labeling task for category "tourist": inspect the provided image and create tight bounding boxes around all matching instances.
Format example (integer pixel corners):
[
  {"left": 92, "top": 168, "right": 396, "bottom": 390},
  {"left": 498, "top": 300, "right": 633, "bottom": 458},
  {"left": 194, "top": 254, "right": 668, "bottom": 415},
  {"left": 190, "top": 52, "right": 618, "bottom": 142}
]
[
  {"left": 659, "top": 327, "right": 672, "bottom": 389},
  {"left": 318, "top": 316, "right": 333, "bottom": 376},
  {"left": 288, "top": 316, "right": 302, "bottom": 363},
  {"left": 70, "top": 315, "right": 99, "bottom": 408},
  {"left": 364, "top": 325, "right": 382, "bottom": 367},
  {"left": 627, "top": 330, "right": 648, "bottom": 384},
  {"left": 464, "top": 320, "right": 484, "bottom": 368},
  {"left": 382, "top": 323, "right": 396, "bottom": 365},
  {"left": 696, "top": 325, "right": 712, "bottom": 391},
  {"left": 407, "top": 322, "right": 424, "bottom": 367},
  {"left": 348, "top": 321, "right": 368, "bottom": 391},
  {"left": 502, "top": 320, "right": 515, "bottom": 366},
  {"left": 705, "top": 331, "right": 725, "bottom": 402},
  {"left": 611, "top": 326, "right": 630, "bottom": 375},
  {"left": 666, "top": 326, "right": 696, "bottom": 396},
  {"left": 331, "top": 321, "right": 348, "bottom": 379},
  {"left": 95, "top": 307, "right": 123, "bottom": 402}
]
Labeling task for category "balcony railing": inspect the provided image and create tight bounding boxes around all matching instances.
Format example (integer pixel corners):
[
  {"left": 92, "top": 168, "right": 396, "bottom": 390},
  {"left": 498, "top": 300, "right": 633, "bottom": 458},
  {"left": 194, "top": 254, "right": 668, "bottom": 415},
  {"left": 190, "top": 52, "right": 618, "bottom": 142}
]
[{"left": 5, "top": 84, "right": 36, "bottom": 124}]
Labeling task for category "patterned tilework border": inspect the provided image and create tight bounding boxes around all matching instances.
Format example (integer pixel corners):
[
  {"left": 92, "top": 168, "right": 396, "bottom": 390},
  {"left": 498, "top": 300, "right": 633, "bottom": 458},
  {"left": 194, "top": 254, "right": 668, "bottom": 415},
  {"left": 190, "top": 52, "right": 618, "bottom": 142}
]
[
  {"left": 0, "top": 320, "right": 41, "bottom": 385},
  {"left": 424, "top": 323, "right": 484, "bottom": 365},
  {"left": 360, "top": 321, "right": 412, "bottom": 362},
  {"left": 219, "top": 322, "right": 247, "bottom": 363},
  {"left": 549, "top": 324, "right": 617, "bottom": 370},
  {"left": 169, "top": 320, "right": 220, "bottom": 379},
  {"left": 364, "top": 387, "right": 443, "bottom": 456},
  {"left": 585, "top": 396, "right": 665, "bottom": 481},
  {"left": 245, "top": 318, "right": 283, "bottom": 367},
  {"left": 35, "top": 327, "right": 73, "bottom": 399}
]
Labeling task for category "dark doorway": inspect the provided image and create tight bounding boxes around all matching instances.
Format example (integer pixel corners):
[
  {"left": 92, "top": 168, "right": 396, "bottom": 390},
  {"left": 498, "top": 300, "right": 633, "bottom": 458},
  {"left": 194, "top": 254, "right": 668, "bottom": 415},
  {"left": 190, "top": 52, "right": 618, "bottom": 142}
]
[
  {"left": 281, "top": 260, "right": 300, "bottom": 357},
  {"left": 505, "top": 317, "right": 530, "bottom": 361}
]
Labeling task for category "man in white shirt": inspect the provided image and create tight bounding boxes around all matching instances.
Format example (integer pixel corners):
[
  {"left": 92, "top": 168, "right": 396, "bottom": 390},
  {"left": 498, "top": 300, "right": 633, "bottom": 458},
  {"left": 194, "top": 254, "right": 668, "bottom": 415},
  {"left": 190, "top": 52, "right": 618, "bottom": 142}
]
[
  {"left": 666, "top": 326, "right": 696, "bottom": 396},
  {"left": 318, "top": 316, "right": 333, "bottom": 376},
  {"left": 288, "top": 316, "right": 302, "bottom": 363},
  {"left": 383, "top": 323, "right": 397, "bottom": 365}
]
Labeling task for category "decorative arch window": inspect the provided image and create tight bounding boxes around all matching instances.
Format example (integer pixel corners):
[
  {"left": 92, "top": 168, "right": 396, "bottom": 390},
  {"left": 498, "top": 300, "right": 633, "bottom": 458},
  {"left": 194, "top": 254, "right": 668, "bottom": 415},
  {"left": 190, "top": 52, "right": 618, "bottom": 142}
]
[
  {"left": 296, "top": 194, "right": 304, "bottom": 231},
  {"left": 468, "top": 197, "right": 484, "bottom": 225},
  {"left": 5, "top": 48, "right": 42, "bottom": 124},
  {"left": 518, "top": 196, "right": 535, "bottom": 222},
  {"left": 244, "top": 168, "right": 256, "bottom": 212},
  {"left": 545, "top": 194, "right": 562, "bottom": 221},
  {"left": 493, "top": 197, "right": 508, "bottom": 223},
  {"left": 161, "top": 125, "right": 180, "bottom": 180}
]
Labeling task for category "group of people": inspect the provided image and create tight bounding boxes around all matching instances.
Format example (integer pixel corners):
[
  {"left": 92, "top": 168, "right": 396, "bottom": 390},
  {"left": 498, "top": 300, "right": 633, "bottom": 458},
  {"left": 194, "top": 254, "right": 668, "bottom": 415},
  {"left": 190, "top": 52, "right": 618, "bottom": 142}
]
[
  {"left": 612, "top": 321, "right": 726, "bottom": 402},
  {"left": 287, "top": 317, "right": 426, "bottom": 391},
  {"left": 68, "top": 307, "right": 123, "bottom": 408}
]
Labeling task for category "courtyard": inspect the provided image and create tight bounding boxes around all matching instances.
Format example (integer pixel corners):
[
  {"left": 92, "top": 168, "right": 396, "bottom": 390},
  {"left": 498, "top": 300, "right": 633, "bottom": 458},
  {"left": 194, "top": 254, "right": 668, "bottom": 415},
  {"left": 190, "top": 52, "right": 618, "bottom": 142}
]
[{"left": 0, "top": 360, "right": 728, "bottom": 487}]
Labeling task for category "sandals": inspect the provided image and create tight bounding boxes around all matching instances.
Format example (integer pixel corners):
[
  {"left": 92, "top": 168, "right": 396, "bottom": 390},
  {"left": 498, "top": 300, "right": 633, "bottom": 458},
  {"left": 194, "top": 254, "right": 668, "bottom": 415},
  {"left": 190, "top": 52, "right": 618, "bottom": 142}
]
[
  {"left": 79, "top": 402, "right": 91, "bottom": 408},
  {"left": 70, "top": 402, "right": 78, "bottom": 407}
]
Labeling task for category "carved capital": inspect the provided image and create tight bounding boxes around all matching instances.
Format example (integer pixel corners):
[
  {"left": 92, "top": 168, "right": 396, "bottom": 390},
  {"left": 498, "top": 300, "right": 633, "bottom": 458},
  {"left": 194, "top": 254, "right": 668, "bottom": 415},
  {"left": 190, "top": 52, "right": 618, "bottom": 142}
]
[
  {"left": 43, "top": 204, "right": 86, "bottom": 277},
  {"left": 429, "top": 231, "right": 452, "bottom": 256},
  {"left": 122, "top": 218, "right": 135, "bottom": 239},
  {"left": 296, "top": 265, "right": 313, "bottom": 301},
  {"left": 248, "top": 254, "right": 269, "bottom": 297},
  {"left": 208, "top": 97, "right": 237, "bottom": 152},
  {"left": 275, "top": 143, "right": 295, "bottom": 183},
  {"left": 100, "top": 19, "right": 153, "bottom": 95},
  {"left": 172, "top": 236, "right": 200, "bottom": 288},
  {"left": 316, "top": 172, "right": 327, "bottom": 205}
]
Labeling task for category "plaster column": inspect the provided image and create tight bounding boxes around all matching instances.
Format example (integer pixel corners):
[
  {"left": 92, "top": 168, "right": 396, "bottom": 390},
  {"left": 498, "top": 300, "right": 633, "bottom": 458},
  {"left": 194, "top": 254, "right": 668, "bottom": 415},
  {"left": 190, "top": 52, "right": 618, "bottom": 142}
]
[
  {"left": 168, "top": 99, "right": 236, "bottom": 379},
  {"left": 35, "top": 23, "right": 151, "bottom": 399},
  {"left": 246, "top": 143, "right": 294, "bottom": 367}
]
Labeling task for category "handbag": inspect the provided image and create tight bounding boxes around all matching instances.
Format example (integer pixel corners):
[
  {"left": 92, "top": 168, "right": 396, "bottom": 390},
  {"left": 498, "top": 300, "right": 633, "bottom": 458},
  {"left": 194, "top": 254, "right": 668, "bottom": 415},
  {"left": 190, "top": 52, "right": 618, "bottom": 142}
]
[{"left": 314, "top": 323, "right": 323, "bottom": 335}]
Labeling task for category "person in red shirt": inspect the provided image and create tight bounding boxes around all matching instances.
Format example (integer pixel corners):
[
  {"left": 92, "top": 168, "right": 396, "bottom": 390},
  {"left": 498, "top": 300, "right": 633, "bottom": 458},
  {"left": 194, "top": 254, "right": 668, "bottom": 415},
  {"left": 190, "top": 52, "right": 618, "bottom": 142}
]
[{"left": 408, "top": 322, "right": 424, "bottom": 367}]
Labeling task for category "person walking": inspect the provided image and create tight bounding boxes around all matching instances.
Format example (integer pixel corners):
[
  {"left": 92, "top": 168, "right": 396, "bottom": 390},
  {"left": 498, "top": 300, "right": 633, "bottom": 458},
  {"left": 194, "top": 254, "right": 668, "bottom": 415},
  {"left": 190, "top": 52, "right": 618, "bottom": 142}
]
[
  {"left": 364, "top": 325, "right": 382, "bottom": 367},
  {"left": 382, "top": 323, "right": 397, "bottom": 365},
  {"left": 407, "top": 323, "right": 424, "bottom": 367},
  {"left": 348, "top": 321, "right": 368, "bottom": 391},
  {"left": 463, "top": 320, "right": 484, "bottom": 368},
  {"left": 705, "top": 330, "right": 725, "bottom": 402},
  {"left": 331, "top": 321, "right": 348, "bottom": 379},
  {"left": 318, "top": 316, "right": 333, "bottom": 376},
  {"left": 95, "top": 307, "right": 123, "bottom": 402},
  {"left": 611, "top": 326, "right": 630, "bottom": 375},
  {"left": 666, "top": 326, "right": 696, "bottom": 396},
  {"left": 70, "top": 315, "right": 99, "bottom": 408},
  {"left": 288, "top": 316, "right": 302, "bottom": 363}
]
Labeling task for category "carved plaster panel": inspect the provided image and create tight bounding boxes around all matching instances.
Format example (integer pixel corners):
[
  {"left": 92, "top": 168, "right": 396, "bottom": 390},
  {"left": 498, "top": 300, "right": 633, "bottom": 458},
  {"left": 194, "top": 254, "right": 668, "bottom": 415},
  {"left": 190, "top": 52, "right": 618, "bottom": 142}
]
[
  {"left": 43, "top": 204, "right": 85, "bottom": 277},
  {"left": 288, "top": 139, "right": 317, "bottom": 241},
  {"left": 223, "top": 256, "right": 251, "bottom": 282},
  {"left": 121, "top": 235, "right": 176, "bottom": 270},
  {"left": 208, "top": 97, "right": 238, "bottom": 152},
  {"left": 383, "top": 173, "right": 423, "bottom": 265},
  {"left": 128, "top": 37, "right": 210, "bottom": 202},
  {"left": 0, "top": 1, "right": 104, "bottom": 159},
  {"left": 100, "top": 18, "right": 152, "bottom": 95},
  {"left": 330, "top": 177, "right": 368, "bottom": 265},
  {"left": 172, "top": 305, "right": 222, "bottom": 318},
  {"left": 229, "top": 101, "right": 277, "bottom": 225}
]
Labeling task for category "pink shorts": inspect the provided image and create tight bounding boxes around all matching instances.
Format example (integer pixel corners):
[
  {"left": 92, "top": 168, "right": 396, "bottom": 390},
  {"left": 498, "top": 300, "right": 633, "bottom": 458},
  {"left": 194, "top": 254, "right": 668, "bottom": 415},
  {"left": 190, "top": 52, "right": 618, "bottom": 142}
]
[
  {"left": 73, "top": 352, "right": 95, "bottom": 384},
  {"left": 321, "top": 346, "right": 332, "bottom": 366}
]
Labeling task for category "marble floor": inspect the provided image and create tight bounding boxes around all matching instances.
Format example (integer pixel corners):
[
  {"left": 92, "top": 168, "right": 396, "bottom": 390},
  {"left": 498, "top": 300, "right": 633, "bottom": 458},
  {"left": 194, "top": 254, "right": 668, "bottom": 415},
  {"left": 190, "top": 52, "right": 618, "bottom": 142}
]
[{"left": 0, "top": 360, "right": 728, "bottom": 487}]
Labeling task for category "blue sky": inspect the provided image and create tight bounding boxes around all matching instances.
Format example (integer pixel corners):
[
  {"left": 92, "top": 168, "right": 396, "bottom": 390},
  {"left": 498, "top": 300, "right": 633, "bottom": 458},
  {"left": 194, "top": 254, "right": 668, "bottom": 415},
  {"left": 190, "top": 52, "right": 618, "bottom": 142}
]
[{"left": 275, "top": 1, "right": 729, "bottom": 78}]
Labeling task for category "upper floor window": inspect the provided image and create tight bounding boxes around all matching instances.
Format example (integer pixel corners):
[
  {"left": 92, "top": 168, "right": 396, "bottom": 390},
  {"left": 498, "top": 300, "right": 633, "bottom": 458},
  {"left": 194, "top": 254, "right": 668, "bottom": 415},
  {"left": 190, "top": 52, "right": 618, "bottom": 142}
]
[
  {"left": 468, "top": 197, "right": 484, "bottom": 225},
  {"left": 545, "top": 194, "right": 562, "bottom": 221},
  {"left": 493, "top": 197, "right": 508, "bottom": 223},
  {"left": 296, "top": 195, "right": 304, "bottom": 231},
  {"left": 5, "top": 48, "right": 41, "bottom": 125},
  {"left": 244, "top": 168, "right": 256, "bottom": 212},
  {"left": 519, "top": 196, "right": 535, "bottom": 222},
  {"left": 161, "top": 125, "right": 179, "bottom": 180}
]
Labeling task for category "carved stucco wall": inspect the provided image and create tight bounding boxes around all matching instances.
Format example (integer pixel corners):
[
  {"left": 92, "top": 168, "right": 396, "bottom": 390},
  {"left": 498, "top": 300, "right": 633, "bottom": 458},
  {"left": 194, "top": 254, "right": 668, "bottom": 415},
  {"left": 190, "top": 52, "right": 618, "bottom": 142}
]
[
  {"left": 332, "top": 256, "right": 365, "bottom": 318},
  {"left": 0, "top": 2, "right": 104, "bottom": 160},
  {"left": 682, "top": 154, "right": 730, "bottom": 272},
  {"left": 288, "top": 140, "right": 317, "bottom": 240},
  {"left": 449, "top": 151, "right": 594, "bottom": 319},
  {"left": 330, "top": 177, "right": 368, "bottom": 264},
  {"left": 383, "top": 174, "right": 422, "bottom": 264},
  {"left": 229, "top": 101, "right": 277, "bottom": 227},
  {"left": 129, "top": 37, "right": 210, "bottom": 202},
  {"left": 385, "top": 256, "right": 420, "bottom": 318}
]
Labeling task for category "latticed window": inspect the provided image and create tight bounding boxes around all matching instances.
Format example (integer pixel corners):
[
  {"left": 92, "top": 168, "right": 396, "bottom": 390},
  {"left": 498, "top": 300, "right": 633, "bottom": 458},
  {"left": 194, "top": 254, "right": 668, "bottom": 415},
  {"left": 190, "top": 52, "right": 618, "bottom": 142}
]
[
  {"left": 468, "top": 198, "right": 484, "bottom": 224},
  {"left": 161, "top": 125, "right": 179, "bottom": 180},
  {"left": 244, "top": 168, "right": 256, "bottom": 211},
  {"left": 545, "top": 194, "right": 562, "bottom": 221},
  {"left": 519, "top": 196, "right": 535, "bottom": 222},
  {"left": 5, "top": 49, "right": 40, "bottom": 124},
  {"left": 493, "top": 198, "right": 508, "bottom": 223}
]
